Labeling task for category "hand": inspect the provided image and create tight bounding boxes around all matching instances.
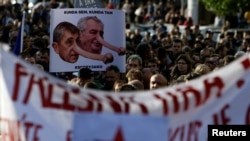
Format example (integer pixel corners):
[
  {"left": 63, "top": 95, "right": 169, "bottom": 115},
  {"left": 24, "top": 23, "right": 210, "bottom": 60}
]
[
  {"left": 102, "top": 53, "right": 113, "bottom": 64},
  {"left": 118, "top": 47, "right": 126, "bottom": 56},
  {"left": 97, "top": 36, "right": 126, "bottom": 55}
]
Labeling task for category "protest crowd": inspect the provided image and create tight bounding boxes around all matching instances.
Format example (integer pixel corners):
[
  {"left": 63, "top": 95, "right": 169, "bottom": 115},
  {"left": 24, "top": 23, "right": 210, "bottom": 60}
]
[{"left": 1, "top": 0, "right": 250, "bottom": 92}]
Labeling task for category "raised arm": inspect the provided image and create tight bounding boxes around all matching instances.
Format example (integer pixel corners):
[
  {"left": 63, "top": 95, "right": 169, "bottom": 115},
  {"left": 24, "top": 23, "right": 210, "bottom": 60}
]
[
  {"left": 96, "top": 35, "right": 126, "bottom": 56},
  {"left": 73, "top": 46, "right": 113, "bottom": 64}
]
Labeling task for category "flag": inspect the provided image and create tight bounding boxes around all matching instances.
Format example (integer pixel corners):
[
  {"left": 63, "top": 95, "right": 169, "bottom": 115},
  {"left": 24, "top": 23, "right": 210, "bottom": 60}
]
[{"left": 13, "top": 12, "right": 25, "bottom": 56}]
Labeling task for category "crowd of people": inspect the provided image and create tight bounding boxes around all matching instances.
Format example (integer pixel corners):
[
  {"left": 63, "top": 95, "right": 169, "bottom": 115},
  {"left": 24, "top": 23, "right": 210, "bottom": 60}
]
[{"left": 1, "top": 0, "right": 250, "bottom": 92}]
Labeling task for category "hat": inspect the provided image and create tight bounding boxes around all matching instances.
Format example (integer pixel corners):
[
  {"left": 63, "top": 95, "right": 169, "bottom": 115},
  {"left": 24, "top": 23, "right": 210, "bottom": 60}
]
[{"left": 78, "top": 68, "right": 92, "bottom": 79}]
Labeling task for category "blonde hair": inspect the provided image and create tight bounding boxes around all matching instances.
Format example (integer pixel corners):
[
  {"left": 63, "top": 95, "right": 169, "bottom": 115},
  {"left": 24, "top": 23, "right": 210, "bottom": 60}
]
[
  {"left": 126, "top": 68, "right": 143, "bottom": 82},
  {"left": 193, "top": 64, "right": 211, "bottom": 75}
]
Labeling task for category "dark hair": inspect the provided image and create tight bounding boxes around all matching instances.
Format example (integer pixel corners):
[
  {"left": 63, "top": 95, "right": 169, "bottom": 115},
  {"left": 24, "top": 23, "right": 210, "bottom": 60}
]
[
  {"left": 53, "top": 21, "right": 79, "bottom": 42},
  {"left": 175, "top": 54, "right": 193, "bottom": 65},
  {"left": 118, "top": 84, "right": 136, "bottom": 92},
  {"left": 78, "top": 67, "right": 92, "bottom": 79},
  {"left": 173, "top": 38, "right": 183, "bottom": 45},
  {"left": 170, "top": 54, "right": 193, "bottom": 80},
  {"left": 135, "top": 42, "right": 152, "bottom": 60},
  {"left": 126, "top": 68, "right": 144, "bottom": 81},
  {"left": 106, "top": 65, "right": 120, "bottom": 73},
  {"left": 156, "top": 47, "right": 167, "bottom": 60}
]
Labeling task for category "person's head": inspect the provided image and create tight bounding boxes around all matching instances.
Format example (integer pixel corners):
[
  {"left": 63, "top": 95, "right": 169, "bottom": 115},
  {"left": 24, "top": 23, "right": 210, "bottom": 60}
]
[
  {"left": 135, "top": 42, "right": 153, "bottom": 65},
  {"left": 77, "top": 16, "right": 104, "bottom": 54},
  {"left": 125, "top": 68, "right": 144, "bottom": 82},
  {"left": 193, "top": 63, "right": 211, "bottom": 75},
  {"left": 113, "top": 80, "right": 127, "bottom": 92},
  {"left": 147, "top": 58, "right": 159, "bottom": 72},
  {"left": 175, "top": 54, "right": 193, "bottom": 74},
  {"left": 116, "top": 84, "right": 137, "bottom": 92},
  {"left": 126, "top": 54, "right": 142, "bottom": 71},
  {"left": 215, "top": 44, "right": 228, "bottom": 58},
  {"left": 128, "top": 79, "right": 144, "bottom": 90},
  {"left": 52, "top": 21, "right": 79, "bottom": 63},
  {"left": 172, "top": 38, "right": 183, "bottom": 54},
  {"left": 156, "top": 47, "right": 169, "bottom": 64},
  {"left": 104, "top": 65, "right": 121, "bottom": 87},
  {"left": 223, "top": 55, "right": 235, "bottom": 66},
  {"left": 142, "top": 68, "right": 156, "bottom": 90},
  {"left": 36, "top": 48, "right": 50, "bottom": 71},
  {"left": 78, "top": 67, "right": 93, "bottom": 87},
  {"left": 150, "top": 73, "right": 168, "bottom": 90},
  {"left": 200, "top": 48, "right": 211, "bottom": 58},
  {"left": 24, "top": 55, "right": 36, "bottom": 64},
  {"left": 205, "top": 30, "right": 213, "bottom": 39},
  {"left": 78, "top": 67, "right": 93, "bottom": 80}
]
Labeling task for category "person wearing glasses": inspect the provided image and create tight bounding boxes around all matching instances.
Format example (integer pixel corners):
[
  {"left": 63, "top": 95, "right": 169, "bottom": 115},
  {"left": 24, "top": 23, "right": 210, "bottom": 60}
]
[{"left": 169, "top": 38, "right": 184, "bottom": 63}]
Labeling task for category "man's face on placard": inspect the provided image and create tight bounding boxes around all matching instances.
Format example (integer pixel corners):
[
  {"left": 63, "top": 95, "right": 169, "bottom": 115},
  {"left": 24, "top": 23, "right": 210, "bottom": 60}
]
[
  {"left": 79, "top": 19, "right": 104, "bottom": 54},
  {"left": 53, "top": 30, "right": 79, "bottom": 63}
]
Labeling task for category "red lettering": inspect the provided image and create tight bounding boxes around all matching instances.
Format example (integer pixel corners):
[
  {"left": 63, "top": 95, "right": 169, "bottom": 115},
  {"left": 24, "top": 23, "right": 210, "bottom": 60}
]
[
  {"left": 167, "top": 92, "right": 179, "bottom": 114},
  {"left": 203, "top": 77, "right": 224, "bottom": 103},
  {"left": 0, "top": 115, "right": 43, "bottom": 141},
  {"left": 33, "top": 125, "right": 42, "bottom": 141},
  {"left": 241, "top": 58, "right": 250, "bottom": 70},
  {"left": 106, "top": 96, "right": 122, "bottom": 113},
  {"left": 46, "top": 83, "right": 61, "bottom": 108},
  {"left": 77, "top": 99, "right": 94, "bottom": 112},
  {"left": 12, "top": 64, "right": 93, "bottom": 112},
  {"left": 168, "top": 125, "right": 184, "bottom": 141},
  {"left": 88, "top": 93, "right": 103, "bottom": 112},
  {"left": 187, "top": 121, "right": 202, "bottom": 141},
  {"left": 153, "top": 94, "right": 168, "bottom": 115},
  {"left": 60, "top": 84, "right": 77, "bottom": 111},
  {"left": 1, "top": 118, "right": 21, "bottom": 141},
  {"left": 129, "top": 97, "right": 148, "bottom": 114},
  {"left": 177, "top": 86, "right": 202, "bottom": 111},
  {"left": 119, "top": 96, "right": 130, "bottom": 113},
  {"left": 12, "top": 63, "right": 28, "bottom": 101},
  {"left": 23, "top": 74, "right": 48, "bottom": 106},
  {"left": 154, "top": 76, "right": 224, "bottom": 115},
  {"left": 66, "top": 130, "right": 72, "bottom": 141},
  {"left": 168, "top": 120, "right": 202, "bottom": 141},
  {"left": 212, "top": 104, "right": 230, "bottom": 125},
  {"left": 24, "top": 122, "right": 34, "bottom": 139}
]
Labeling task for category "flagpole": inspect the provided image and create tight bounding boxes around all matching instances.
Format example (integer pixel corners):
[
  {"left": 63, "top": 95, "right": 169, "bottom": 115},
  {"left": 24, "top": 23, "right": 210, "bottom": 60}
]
[{"left": 20, "top": 12, "right": 25, "bottom": 54}]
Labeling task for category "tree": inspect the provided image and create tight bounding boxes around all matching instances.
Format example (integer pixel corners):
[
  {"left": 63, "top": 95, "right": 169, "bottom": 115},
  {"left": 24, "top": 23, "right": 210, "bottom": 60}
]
[{"left": 199, "top": 0, "right": 250, "bottom": 16}]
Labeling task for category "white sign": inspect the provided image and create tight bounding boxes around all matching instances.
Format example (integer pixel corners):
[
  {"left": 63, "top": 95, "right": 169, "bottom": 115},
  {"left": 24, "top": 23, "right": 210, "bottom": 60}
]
[{"left": 50, "top": 8, "right": 126, "bottom": 72}]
